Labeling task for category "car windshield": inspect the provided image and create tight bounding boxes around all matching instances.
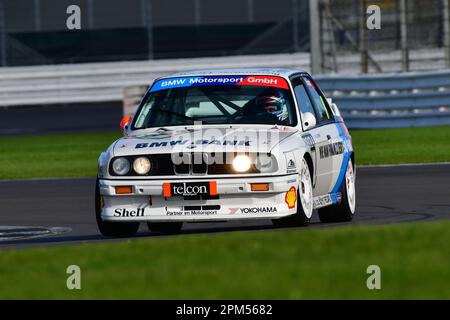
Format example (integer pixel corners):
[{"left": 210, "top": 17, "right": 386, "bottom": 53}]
[{"left": 133, "top": 75, "right": 297, "bottom": 129}]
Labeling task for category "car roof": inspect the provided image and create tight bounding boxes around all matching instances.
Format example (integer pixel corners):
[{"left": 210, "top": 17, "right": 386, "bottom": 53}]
[{"left": 161, "top": 68, "right": 309, "bottom": 79}]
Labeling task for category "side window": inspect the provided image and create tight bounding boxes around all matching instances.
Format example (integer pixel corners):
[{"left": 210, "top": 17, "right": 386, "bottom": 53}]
[
  {"left": 304, "top": 77, "right": 333, "bottom": 123},
  {"left": 294, "top": 83, "right": 316, "bottom": 115},
  {"left": 293, "top": 81, "right": 318, "bottom": 130}
]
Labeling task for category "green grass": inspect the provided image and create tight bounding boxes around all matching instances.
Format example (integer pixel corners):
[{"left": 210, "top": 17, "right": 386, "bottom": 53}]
[
  {"left": 0, "top": 221, "right": 448, "bottom": 299},
  {"left": 0, "top": 131, "right": 120, "bottom": 180},
  {"left": 352, "top": 126, "right": 450, "bottom": 165},
  {"left": 0, "top": 126, "right": 449, "bottom": 179}
]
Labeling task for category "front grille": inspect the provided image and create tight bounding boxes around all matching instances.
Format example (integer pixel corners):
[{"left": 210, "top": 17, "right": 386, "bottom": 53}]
[{"left": 190, "top": 153, "right": 208, "bottom": 175}]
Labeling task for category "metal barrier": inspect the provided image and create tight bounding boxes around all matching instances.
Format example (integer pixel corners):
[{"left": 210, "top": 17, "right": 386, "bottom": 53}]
[
  {"left": 316, "top": 70, "right": 450, "bottom": 128},
  {"left": 0, "top": 52, "right": 309, "bottom": 107},
  {"left": 1, "top": 52, "right": 450, "bottom": 129}
]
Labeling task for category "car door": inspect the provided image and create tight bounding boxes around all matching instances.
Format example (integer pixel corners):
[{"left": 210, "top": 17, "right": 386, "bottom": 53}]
[
  {"left": 291, "top": 77, "right": 333, "bottom": 196},
  {"left": 302, "top": 75, "right": 346, "bottom": 196}
]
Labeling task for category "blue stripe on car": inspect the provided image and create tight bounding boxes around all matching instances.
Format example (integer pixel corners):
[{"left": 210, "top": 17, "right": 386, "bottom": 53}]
[{"left": 331, "top": 122, "right": 351, "bottom": 194}]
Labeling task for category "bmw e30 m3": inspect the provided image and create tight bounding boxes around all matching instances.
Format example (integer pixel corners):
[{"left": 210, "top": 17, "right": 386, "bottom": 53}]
[{"left": 96, "top": 69, "right": 356, "bottom": 236}]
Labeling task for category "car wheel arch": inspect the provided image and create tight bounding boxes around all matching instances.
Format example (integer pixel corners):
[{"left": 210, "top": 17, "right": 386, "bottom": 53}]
[
  {"left": 296, "top": 151, "right": 315, "bottom": 188},
  {"left": 302, "top": 152, "right": 314, "bottom": 182}
]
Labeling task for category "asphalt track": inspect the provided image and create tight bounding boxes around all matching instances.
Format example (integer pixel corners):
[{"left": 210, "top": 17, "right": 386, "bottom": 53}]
[{"left": 0, "top": 164, "right": 449, "bottom": 248}]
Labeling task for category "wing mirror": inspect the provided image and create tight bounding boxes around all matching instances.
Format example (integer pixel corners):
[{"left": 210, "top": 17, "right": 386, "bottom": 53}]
[
  {"left": 302, "top": 112, "right": 317, "bottom": 131},
  {"left": 120, "top": 115, "right": 132, "bottom": 135}
]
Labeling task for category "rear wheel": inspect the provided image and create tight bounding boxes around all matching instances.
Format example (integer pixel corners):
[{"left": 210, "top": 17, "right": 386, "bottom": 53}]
[
  {"left": 147, "top": 222, "right": 183, "bottom": 234},
  {"left": 95, "top": 178, "right": 140, "bottom": 237},
  {"left": 272, "top": 158, "right": 313, "bottom": 228},
  {"left": 318, "top": 158, "right": 356, "bottom": 223}
]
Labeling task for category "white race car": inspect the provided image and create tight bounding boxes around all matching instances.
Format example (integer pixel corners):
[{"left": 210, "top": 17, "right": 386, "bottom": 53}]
[{"left": 96, "top": 69, "right": 356, "bottom": 236}]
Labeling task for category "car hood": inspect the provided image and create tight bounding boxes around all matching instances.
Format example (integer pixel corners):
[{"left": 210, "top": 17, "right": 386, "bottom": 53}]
[{"left": 112, "top": 126, "right": 297, "bottom": 156}]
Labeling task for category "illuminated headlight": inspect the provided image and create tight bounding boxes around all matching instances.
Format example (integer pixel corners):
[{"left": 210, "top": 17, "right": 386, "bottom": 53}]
[
  {"left": 256, "top": 154, "right": 274, "bottom": 173},
  {"left": 112, "top": 157, "right": 131, "bottom": 176},
  {"left": 133, "top": 157, "right": 151, "bottom": 175},
  {"left": 232, "top": 155, "right": 252, "bottom": 173}
]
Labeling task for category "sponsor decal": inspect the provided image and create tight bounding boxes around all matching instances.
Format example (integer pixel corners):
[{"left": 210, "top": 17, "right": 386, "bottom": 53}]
[
  {"left": 287, "top": 159, "right": 296, "bottom": 173},
  {"left": 285, "top": 151, "right": 296, "bottom": 174},
  {"left": 136, "top": 140, "right": 188, "bottom": 148},
  {"left": 319, "top": 141, "right": 344, "bottom": 159},
  {"left": 163, "top": 181, "right": 217, "bottom": 197},
  {"left": 236, "top": 76, "right": 289, "bottom": 89},
  {"left": 114, "top": 208, "right": 145, "bottom": 217},
  {"left": 228, "top": 207, "right": 278, "bottom": 214},
  {"left": 150, "top": 75, "right": 289, "bottom": 92},
  {"left": 166, "top": 210, "right": 218, "bottom": 216},
  {"left": 285, "top": 186, "right": 297, "bottom": 209},
  {"left": 313, "top": 195, "right": 333, "bottom": 208},
  {"left": 135, "top": 139, "right": 251, "bottom": 149},
  {"left": 302, "top": 133, "right": 315, "bottom": 147}
]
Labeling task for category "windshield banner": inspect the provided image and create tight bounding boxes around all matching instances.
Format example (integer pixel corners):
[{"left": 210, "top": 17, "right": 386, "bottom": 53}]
[{"left": 150, "top": 75, "right": 289, "bottom": 92}]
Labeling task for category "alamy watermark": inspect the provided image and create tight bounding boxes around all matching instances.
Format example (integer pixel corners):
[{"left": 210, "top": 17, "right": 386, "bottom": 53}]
[
  {"left": 66, "top": 265, "right": 81, "bottom": 290},
  {"left": 131, "top": 121, "right": 284, "bottom": 166},
  {"left": 66, "top": 5, "right": 81, "bottom": 30},
  {"left": 366, "top": 265, "right": 381, "bottom": 290},
  {"left": 367, "top": 5, "right": 381, "bottom": 30}
]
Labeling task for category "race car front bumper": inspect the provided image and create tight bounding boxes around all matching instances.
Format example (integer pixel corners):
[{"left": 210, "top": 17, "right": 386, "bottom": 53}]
[{"left": 98, "top": 174, "right": 299, "bottom": 222}]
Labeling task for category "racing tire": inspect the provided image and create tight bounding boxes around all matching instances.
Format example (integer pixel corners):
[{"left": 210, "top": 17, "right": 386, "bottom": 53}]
[
  {"left": 272, "top": 158, "right": 313, "bottom": 228},
  {"left": 147, "top": 222, "right": 183, "bottom": 234},
  {"left": 95, "top": 178, "right": 140, "bottom": 237},
  {"left": 318, "top": 158, "right": 356, "bottom": 223}
]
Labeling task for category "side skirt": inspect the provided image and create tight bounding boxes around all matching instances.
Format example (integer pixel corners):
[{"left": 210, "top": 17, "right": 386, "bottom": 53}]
[{"left": 313, "top": 192, "right": 342, "bottom": 209}]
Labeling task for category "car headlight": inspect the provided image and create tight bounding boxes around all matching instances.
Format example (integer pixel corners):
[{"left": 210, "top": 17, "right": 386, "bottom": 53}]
[
  {"left": 112, "top": 157, "right": 131, "bottom": 176},
  {"left": 256, "top": 154, "right": 274, "bottom": 173},
  {"left": 133, "top": 157, "right": 151, "bottom": 175},
  {"left": 232, "top": 155, "right": 252, "bottom": 173}
]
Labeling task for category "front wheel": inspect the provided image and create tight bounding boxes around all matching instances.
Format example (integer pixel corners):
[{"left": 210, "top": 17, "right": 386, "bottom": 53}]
[
  {"left": 95, "top": 178, "right": 140, "bottom": 237},
  {"left": 318, "top": 158, "right": 356, "bottom": 223},
  {"left": 272, "top": 158, "right": 313, "bottom": 228}
]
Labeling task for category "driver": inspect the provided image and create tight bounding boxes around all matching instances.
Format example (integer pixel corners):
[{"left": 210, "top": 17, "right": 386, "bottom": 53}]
[{"left": 254, "top": 90, "right": 289, "bottom": 124}]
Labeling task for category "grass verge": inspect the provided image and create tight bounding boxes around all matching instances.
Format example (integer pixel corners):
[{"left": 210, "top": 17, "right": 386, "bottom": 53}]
[
  {"left": 0, "top": 221, "right": 448, "bottom": 299},
  {"left": 352, "top": 125, "right": 450, "bottom": 165},
  {"left": 0, "top": 126, "right": 449, "bottom": 180},
  {"left": 0, "top": 131, "right": 120, "bottom": 180}
]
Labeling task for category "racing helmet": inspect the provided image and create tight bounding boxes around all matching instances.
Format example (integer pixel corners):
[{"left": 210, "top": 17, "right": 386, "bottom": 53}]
[{"left": 255, "top": 90, "right": 289, "bottom": 123}]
